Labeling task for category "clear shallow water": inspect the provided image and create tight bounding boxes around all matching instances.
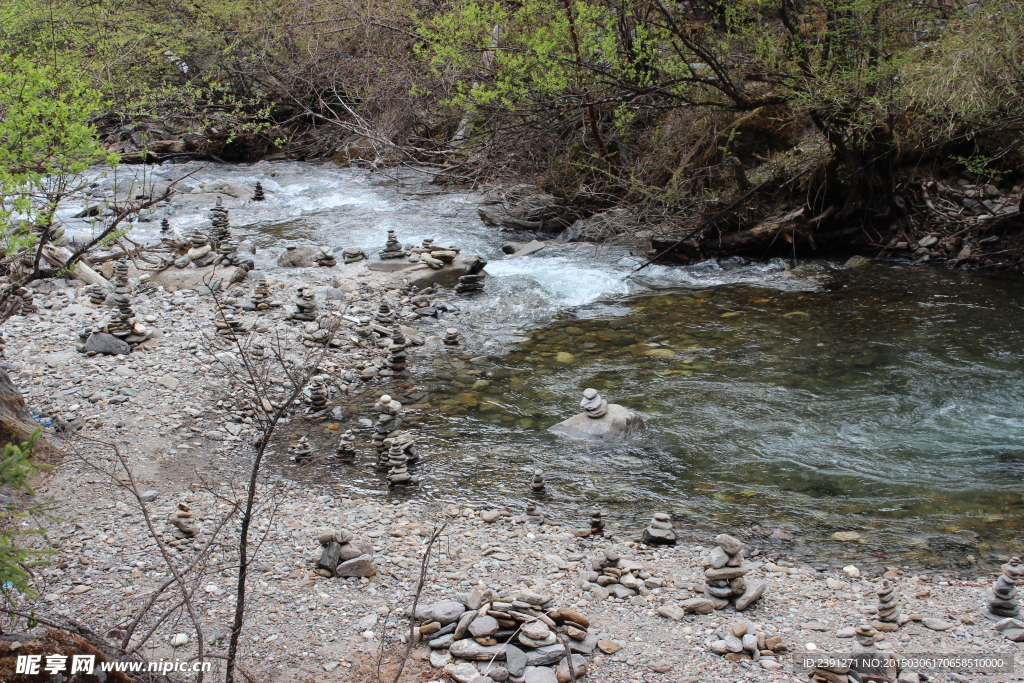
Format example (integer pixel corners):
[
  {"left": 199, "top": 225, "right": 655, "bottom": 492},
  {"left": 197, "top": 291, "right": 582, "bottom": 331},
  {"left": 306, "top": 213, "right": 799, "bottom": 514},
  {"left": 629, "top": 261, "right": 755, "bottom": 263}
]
[{"left": 70, "top": 162, "right": 1024, "bottom": 567}]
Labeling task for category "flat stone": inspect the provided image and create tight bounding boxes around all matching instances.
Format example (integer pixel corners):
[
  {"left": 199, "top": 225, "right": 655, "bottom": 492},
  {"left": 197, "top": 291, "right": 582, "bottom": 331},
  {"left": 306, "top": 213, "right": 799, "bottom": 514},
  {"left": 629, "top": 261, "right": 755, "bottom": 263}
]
[
  {"left": 430, "top": 650, "right": 452, "bottom": 668},
  {"left": 522, "top": 621, "right": 551, "bottom": 640},
  {"left": 734, "top": 581, "right": 766, "bottom": 611},
  {"left": 555, "top": 654, "right": 587, "bottom": 682},
  {"left": 140, "top": 490, "right": 159, "bottom": 503},
  {"left": 597, "top": 640, "right": 620, "bottom": 654},
  {"left": 447, "top": 662, "right": 481, "bottom": 683},
  {"left": 836, "top": 626, "right": 857, "bottom": 638},
  {"left": 800, "top": 621, "right": 828, "bottom": 631},
  {"left": 657, "top": 605, "right": 686, "bottom": 621},
  {"left": 156, "top": 375, "right": 179, "bottom": 390},
  {"left": 469, "top": 616, "right": 499, "bottom": 639},
  {"left": 518, "top": 590, "right": 551, "bottom": 606},
  {"left": 547, "top": 403, "right": 644, "bottom": 442},
  {"left": 504, "top": 644, "right": 527, "bottom": 677},
  {"left": 1001, "top": 628, "right": 1024, "bottom": 642},
  {"left": 84, "top": 333, "right": 131, "bottom": 356},
  {"left": 715, "top": 534, "right": 744, "bottom": 555},
  {"left": 704, "top": 564, "right": 749, "bottom": 581},
  {"left": 429, "top": 601, "right": 467, "bottom": 625},
  {"left": 524, "top": 644, "right": 566, "bottom": 667},
  {"left": 449, "top": 639, "right": 507, "bottom": 661},
  {"left": 509, "top": 240, "right": 547, "bottom": 258},
  {"left": 708, "top": 546, "right": 730, "bottom": 568},
  {"left": 567, "top": 634, "right": 598, "bottom": 655},
  {"left": 454, "top": 611, "right": 477, "bottom": 640},
  {"left": 680, "top": 598, "right": 716, "bottom": 615},
  {"left": 547, "top": 609, "right": 589, "bottom": 629},
  {"left": 335, "top": 555, "right": 375, "bottom": 577},
  {"left": 429, "top": 633, "right": 455, "bottom": 649},
  {"left": 523, "top": 666, "right": 558, "bottom": 683},
  {"left": 921, "top": 618, "right": 955, "bottom": 631},
  {"left": 610, "top": 584, "right": 636, "bottom": 600},
  {"left": 481, "top": 510, "right": 502, "bottom": 523},
  {"left": 648, "top": 661, "right": 673, "bottom": 673}
]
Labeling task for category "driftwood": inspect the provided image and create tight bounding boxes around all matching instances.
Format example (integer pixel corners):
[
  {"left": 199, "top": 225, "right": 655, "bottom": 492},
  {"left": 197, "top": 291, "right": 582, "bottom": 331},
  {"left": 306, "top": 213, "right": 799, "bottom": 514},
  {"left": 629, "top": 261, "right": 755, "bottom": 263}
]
[
  {"left": 706, "top": 207, "right": 810, "bottom": 252},
  {"left": 41, "top": 245, "right": 109, "bottom": 287}
]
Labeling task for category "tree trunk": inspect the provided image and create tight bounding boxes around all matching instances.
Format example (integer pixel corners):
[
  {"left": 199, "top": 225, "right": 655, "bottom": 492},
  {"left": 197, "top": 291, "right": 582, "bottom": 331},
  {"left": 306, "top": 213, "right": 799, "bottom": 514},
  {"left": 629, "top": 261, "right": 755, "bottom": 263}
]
[{"left": 0, "top": 368, "right": 49, "bottom": 452}]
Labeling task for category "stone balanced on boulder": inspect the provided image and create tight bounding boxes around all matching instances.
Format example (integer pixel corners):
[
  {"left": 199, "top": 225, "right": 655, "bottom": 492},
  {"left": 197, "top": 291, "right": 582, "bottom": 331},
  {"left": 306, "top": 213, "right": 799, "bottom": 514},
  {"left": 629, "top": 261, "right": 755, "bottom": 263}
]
[
  {"left": 530, "top": 470, "right": 546, "bottom": 492},
  {"left": 454, "top": 256, "right": 487, "bottom": 294},
  {"left": 641, "top": 513, "right": 677, "bottom": 546},
  {"left": 547, "top": 388, "right": 644, "bottom": 442},
  {"left": 315, "top": 529, "right": 375, "bottom": 578},
  {"left": 589, "top": 509, "right": 604, "bottom": 535},
  {"left": 253, "top": 182, "right": 265, "bottom": 201},
  {"left": 314, "top": 246, "right": 336, "bottom": 267},
  {"left": 379, "top": 325, "right": 408, "bottom": 378},
  {"left": 702, "top": 533, "right": 765, "bottom": 611},
  {"left": 335, "top": 430, "right": 357, "bottom": 462}
]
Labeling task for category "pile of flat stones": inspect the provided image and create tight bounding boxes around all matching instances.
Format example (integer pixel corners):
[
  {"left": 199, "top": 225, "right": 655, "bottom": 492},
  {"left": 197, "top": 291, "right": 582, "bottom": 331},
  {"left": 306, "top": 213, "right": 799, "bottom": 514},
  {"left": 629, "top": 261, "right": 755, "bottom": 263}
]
[
  {"left": 371, "top": 394, "right": 402, "bottom": 452},
  {"left": 408, "top": 238, "right": 459, "bottom": 269},
  {"left": 708, "top": 619, "right": 786, "bottom": 668},
  {"left": 300, "top": 313, "right": 337, "bottom": 347},
  {"left": 417, "top": 588, "right": 596, "bottom": 683},
  {"left": 379, "top": 230, "right": 406, "bottom": 259},
  {"left": 314, "top": 246, "right": 337, "bottom": 267},
  {"left": 104, "top": 260, "right": 152, "bottom": 346},
  {"left": 873, "top": 579, "right": 902, "bottom": 631},
  {"left": 641, "top": 513, "right": 677, "bottom": 546},
  {"left": 578, "top": 549, "right": 666, "bottom": 601},
  {"left": 288, "top": 287, "right": 319, "bottom": 321},
  {"left": 987, "top": 556, "right": 1024, "bottom": 642},
  {"left": 343, "top": 247, "right": 366, "bottom": 264},
  {"left": 207, "top": 197, "right": 230, "bottom": 244},
  {"left": 179, "top": 232, "right": 215, "bottom": 268},
  {"left": 702, "top": 533, "right": 765, "bottom": 611},
  {"left": 251, "top": 278, "right": 276, "bottom": 310},
  {"left": 455, "top": 257, "right": 487, "bottom": 294},
  {"left": 314, "top": 529, "right": 376, "bottom": 578},
  {"left": 213, "top": 312, "right": 248, "bottom": 339}
]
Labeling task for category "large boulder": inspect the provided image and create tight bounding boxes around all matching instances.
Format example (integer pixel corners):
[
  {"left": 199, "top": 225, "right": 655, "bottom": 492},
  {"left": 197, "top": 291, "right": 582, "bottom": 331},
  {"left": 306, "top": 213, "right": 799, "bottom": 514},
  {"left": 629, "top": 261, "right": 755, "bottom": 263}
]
[
  {"left": 400, "top": 253, "right": 488, "bottom": 289},
  {"left": 189, "top": 179, "right": 254, "bottom": 199},
  {"left": 277, "top": 246, "right": 319, "bottom": 268},
  {"left": 84, "top": 333, "right": 131, "bottom": 356},
  {"left": 548, "top": 404, "right": 644, "bottom": 442},
  {"left": 143, "top": 264, "right": 247, "bottom": 292}
]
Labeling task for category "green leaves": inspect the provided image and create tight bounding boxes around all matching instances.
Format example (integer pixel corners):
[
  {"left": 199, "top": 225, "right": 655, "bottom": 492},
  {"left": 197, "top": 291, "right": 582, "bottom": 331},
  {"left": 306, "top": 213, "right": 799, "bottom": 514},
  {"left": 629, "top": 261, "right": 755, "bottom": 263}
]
[
  {"left": 0, "top": 55, "right": 113, "bottom": 257},
  {"left": 0, "top": 429, "right": 54, "bottom": 600}
]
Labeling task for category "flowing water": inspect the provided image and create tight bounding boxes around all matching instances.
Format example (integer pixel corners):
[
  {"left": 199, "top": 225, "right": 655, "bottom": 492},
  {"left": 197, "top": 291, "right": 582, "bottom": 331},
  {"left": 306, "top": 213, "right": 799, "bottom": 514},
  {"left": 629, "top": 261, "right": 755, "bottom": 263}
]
[{"left": 70, "top": 162, "right": 1024, "bottom": 567}]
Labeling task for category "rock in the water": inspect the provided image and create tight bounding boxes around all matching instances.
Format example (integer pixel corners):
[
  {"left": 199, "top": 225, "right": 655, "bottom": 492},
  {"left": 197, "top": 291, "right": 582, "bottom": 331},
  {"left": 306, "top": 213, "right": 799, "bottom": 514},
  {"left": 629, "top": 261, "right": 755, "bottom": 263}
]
[
  {"left": 547, "top": 403, "right": 644, "bottom": 442},
  {"left": 84, "top": 332, "right": 132, "bottom": 356}
]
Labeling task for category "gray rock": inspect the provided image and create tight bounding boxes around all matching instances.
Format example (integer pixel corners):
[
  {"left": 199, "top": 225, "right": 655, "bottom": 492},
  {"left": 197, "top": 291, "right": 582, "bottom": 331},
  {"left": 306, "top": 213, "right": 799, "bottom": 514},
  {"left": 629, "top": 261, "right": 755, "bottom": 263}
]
[
  {"left": 680, "top": 598, "right": 716, "bottom": 615},
  {"left": 429, "top": 650, "right": 452, "bottom": 668},
  {"left": 657, "top": 605, "right": 686, "bottom": 621},
  {"left": 524, "top": 644, "right": 566, "bottom": 667},
  {"left": 334, "top": 554, "right": 375, "bottom": 577},
  {"left": 469, "top": 615, "right": 499, "bottom": 638},
  {"left": 715, "top": 534, "right": 744, "bottom": 555},
  {"left": 708, "top": 546, "right": 729, "bottom": 569},
  {"left": 449, "top": 639, "right": 507, "bottom": 661},
  {"left": 402, "top": 253, "right": 488, "bottom": 289},
  {"left": 454, "top": 610, "right": 477, "bottom": 640},
  {"left": 555, "top": 654, "right": 587, "bottom": 682},
  {"left": 429, "top": 600, "right": 467, "bottom": 625},
  {"left": 724, "top": 635, "right": 743, "bottom": 653},
  {"left": 523, "top": 666, "right": 558, "bottom": 683},
  {"left": 509, "top": 240, "right": 546, "bottom": 258},
  {"left": 610, "top": 584, "right": 636, "bottom": 599},
  {"left": 567, "top": 634, "right": 598, "bottom": 655},
  {"left": 277, "top": 246, "right": 319, "bottom": 268},
  {"left": 547, "top": 403, "right": 644, "bottom": 442},
  {"left": 84, "top": 333, "right": 131, "bottom": 356},
  {"left": 140, "top": 490, "right": 159, "bottom": 503},
  {"left": 734, "top": 580, "right": 766, "bottom": 611},
  {"left": 921, "top": 618, "right": 955, "bottom": 631},
  {"left": 429, "top": 633, "right": 455, "bottom": 649},
  {"left": 447, "top": 662, "right": 481, "bottom": 683},
  {"left": 504, "top": 644, "right": 527, "bottom": 677}
]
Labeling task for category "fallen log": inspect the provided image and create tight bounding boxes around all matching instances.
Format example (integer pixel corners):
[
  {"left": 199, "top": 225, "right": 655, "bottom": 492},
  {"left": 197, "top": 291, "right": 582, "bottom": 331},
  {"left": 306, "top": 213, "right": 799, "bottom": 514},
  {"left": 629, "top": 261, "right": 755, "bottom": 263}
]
[
  {"left": 706, "top": 207, "right": 810, "bottom": 253},
  {"left": 40, "top": 245, "right": 109, "bottom": 287}
]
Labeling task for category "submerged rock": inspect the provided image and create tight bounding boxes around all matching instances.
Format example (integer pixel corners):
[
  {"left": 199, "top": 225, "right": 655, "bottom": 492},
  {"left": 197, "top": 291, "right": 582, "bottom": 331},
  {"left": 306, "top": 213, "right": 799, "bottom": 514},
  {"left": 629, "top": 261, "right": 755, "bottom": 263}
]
[{"left": 548, "top": 390, "right": 643, "bottom": 442}]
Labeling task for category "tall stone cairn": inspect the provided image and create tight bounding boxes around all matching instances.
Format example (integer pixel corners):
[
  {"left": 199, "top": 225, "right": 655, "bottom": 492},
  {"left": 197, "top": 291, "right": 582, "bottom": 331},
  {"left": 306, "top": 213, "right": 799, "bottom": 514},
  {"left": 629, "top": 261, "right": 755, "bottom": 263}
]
[{"left": 701, "top": 533, "right": 765, "bottom": 612}]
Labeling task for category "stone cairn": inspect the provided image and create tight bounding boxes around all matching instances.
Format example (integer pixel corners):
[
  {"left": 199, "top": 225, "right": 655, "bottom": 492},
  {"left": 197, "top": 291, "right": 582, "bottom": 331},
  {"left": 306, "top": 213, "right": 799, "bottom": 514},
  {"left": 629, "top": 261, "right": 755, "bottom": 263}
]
[
  {"left": 375, "top": 300, "right": 395, "bottom": 325},
  {"left": 253, "top": 182, "right": 266, "bottom": 201},
  {"left": 251, "top": 278, "right": 276, "bottom": 310},
  {"left": 250, "top": 338, "right": 271, "bottom": 360},
  {"left": 308, "top": 376, "right": 329, "bottom": 412},
  {"left": 641, "top": 513, "right": 677, "bottom": 546},
  {"left": 288, "top": 287, "right": 319, "bottom": 322},
  {"left": 386, "top": 440, "right": 419, "bottom": 487},
  {"left": 582, "top": 549, "right": 668, "bottom": 602},
  {"left": 708, "top": 619, "right": 785, "bottom": 665},
  {"left": 380, "top": 326, "right": 408, "bottom": 378},
  {"left": 530, "top": 470, "right": 546, "bottom": 492},
  {"left": 13, "top": 287, "right": 37, "bottom": 314},
  {"left": 378, "top": 230, "right": 406, "bottom": 259},
  {"left": 874, "top": 579, "right": 902, "bottom": 631},
  {"left": 353, "top": 316, "right": 374, "bottom": 340},
  {"left": 177, "top": 231, "right": 214, "bottom": 268},
  {"left": 454, "top": 256, "right": 487, "bottom": 294},
  {"left": 74, "top": 329, "right": 91, "bottom": 353},
  {"left": 207, "top": 197, "right": 231, "bottom": 244},
  {"left": 314, "top": 246, "right": 337, "bottom": 267},
  {"left": 371, "top": 394, "right": 402, "bottom": 453},
  {"left": 442, "top": 328, "right": 460, "bottom": 346},
  {"left": 0, "top": 329, "right": 5, "bottom": 357},
  {"left": 301, "top": 313, "right": 337, "bottom": 347},
  {"left": 580, "top": 387, "right": 607, "bottom": 417},
  {"left": 379, "top": 431, "right": 417, "bottom": 467},
  {"left": 160, "top": 218, "right": 170, "bottom": 235},
  {"left": 168, "top": 503, "right": 197, "bottom": 539},
  {"left": 289, "top": 436, "right": 313, "bottom": 462},
  {"left": 522, "top": 501, "right": 545, "bottom": 524},
  {"left": 987, "top": 557, "right": 1023, "bottom": 622},
  {"left": 589, "top": 509, "right": 604, "bottom": 535},
  {"left": 701, "top": 533, "right": 765, "bottom": 611},
  {"left": 343, "top": 247, "right": 366, "bottom": 264},
  {"left": 409, "top": 238, "right": 460, "bottom": 269},
  {"left": 106, "top": 260, "right": 152, "bottom": 346},
  {"left": 86, "top": 284, "right": 107, "bottom": 306},
  {"left": 315, "top": 529, "right": 375, "bottom": 578},
  {"left": 415, "top": 589, "right": 595, "bottom": 683},
  {"left": 336, "top": 430, "right": 357, "bottom": 462},
  {"left": 213, "top": 312, "right": 248, "bottom": 339}
]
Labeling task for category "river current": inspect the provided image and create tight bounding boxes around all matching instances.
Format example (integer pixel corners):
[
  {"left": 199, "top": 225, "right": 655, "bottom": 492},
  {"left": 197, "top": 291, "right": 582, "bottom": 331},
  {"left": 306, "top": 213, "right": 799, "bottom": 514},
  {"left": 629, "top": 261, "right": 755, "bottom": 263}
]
[{"left": 65, "top": 162, "right": 1024, "bottom": 568}]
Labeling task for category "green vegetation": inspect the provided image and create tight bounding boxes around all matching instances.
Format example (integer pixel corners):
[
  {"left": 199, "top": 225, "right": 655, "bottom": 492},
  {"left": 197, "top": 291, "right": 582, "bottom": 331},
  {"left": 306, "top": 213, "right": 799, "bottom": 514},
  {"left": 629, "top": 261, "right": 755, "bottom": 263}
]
[{"left": 0, "top": 430, "right": 52, "bottom": 600}]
